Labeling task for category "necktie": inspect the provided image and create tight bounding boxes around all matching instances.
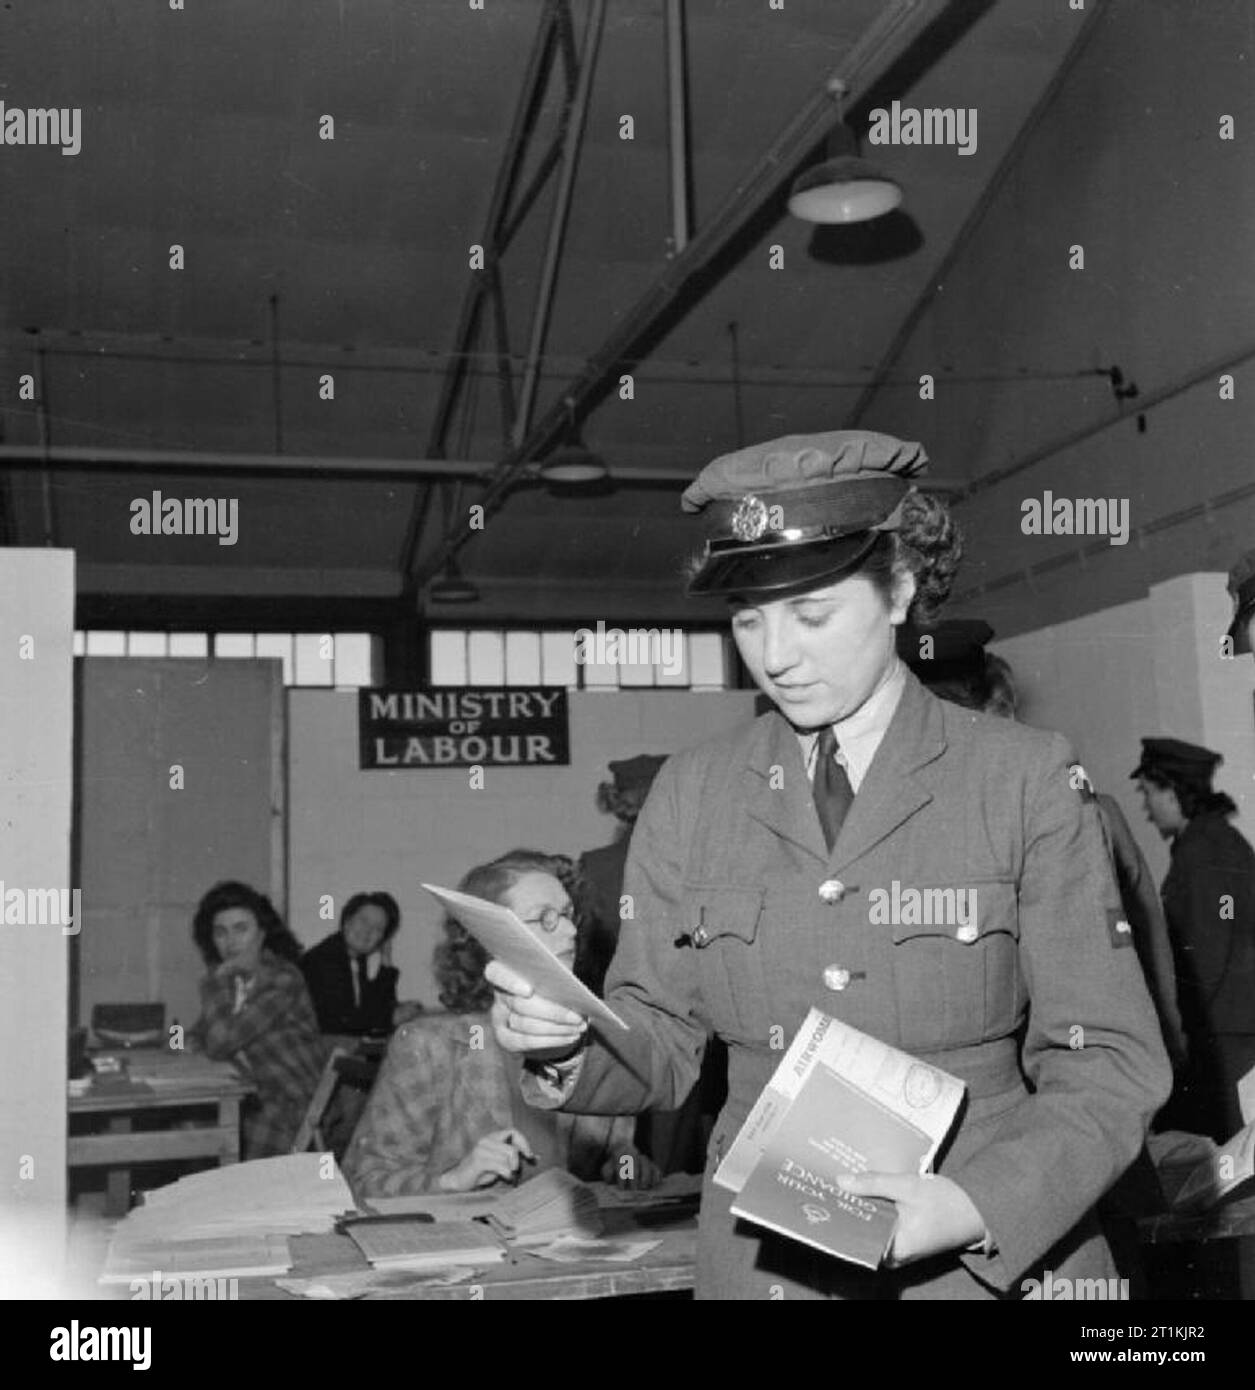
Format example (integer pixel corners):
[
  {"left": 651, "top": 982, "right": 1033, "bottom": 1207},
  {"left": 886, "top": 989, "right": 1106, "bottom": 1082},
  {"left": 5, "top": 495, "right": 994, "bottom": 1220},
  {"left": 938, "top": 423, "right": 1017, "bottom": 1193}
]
[
  {"left": 352, "top": 954, "right": 367, "bottom": 1010},
  {"left": 812, "top": 726, "right": 854, "bottom": 852}
]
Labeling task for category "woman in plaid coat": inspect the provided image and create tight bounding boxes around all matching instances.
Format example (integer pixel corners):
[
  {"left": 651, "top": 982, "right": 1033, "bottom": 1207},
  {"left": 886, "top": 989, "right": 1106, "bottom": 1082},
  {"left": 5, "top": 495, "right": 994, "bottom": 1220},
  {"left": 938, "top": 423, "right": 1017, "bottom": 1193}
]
[
  {"left": 192, "top": 881, "right": 327, "bottom": 1159},
  {"left": 342, "top": 851, "right": 653, "bottom": 1198}
]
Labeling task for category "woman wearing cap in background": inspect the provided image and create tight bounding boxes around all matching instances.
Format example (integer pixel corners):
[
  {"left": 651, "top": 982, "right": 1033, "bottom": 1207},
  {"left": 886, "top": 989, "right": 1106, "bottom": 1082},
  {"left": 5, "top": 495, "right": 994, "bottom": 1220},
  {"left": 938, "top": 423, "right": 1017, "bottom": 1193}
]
[
  {"left": 1134, "top": 737, "right": 1255, "bottom": 1142},
  {"left": 489, "top": 430, "right": 1170, "bottom": 1300}
]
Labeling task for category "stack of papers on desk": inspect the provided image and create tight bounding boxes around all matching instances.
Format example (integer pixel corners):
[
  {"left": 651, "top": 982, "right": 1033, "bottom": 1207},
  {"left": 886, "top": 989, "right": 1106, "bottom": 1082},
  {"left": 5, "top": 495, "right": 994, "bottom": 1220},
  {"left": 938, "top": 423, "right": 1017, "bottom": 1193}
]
[
  {"left": 346, "top": 1220, "right": 506, "bottom": 1272},
  {"left": 125, "top": 1153, "right": 354, "bottom": 1236},
  {"left": 100, "top": 1233, "right": 293, "bottom": 1285},
  {"left": 481, "top": 1169, "right": 602, "bottom": 1247},
  {"left": 100, "top": 1154, "right": 355, "bottom": 1286}
]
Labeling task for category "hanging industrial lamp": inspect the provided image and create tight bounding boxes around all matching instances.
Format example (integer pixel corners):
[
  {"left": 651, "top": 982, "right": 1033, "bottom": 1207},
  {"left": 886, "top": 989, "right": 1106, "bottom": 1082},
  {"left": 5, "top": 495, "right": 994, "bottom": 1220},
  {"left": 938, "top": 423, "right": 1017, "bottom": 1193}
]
[
  {"left": 788, "top": 79, "right": 901, "bottom": 225},
  {"left": 428, "top": 556, "right": 480, "bottom": 605},
  {"left": 537, "top": 397, "right": 609, "bottom": 485}
]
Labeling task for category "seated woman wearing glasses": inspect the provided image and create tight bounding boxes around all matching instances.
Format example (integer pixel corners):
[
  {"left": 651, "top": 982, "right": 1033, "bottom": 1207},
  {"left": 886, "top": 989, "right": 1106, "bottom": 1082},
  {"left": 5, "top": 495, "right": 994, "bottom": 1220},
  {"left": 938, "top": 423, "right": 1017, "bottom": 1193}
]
[{"left": 342, "top": 850, "right": 658, "bottom": 1197}]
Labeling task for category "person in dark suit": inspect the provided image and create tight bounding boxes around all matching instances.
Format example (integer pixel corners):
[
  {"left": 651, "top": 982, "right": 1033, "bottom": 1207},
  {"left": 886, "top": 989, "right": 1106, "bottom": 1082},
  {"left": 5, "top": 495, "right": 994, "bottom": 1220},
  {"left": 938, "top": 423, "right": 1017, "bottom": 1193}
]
[
  {"left": 301, "top": 892, "right": 423, "bottom": 1036},
  {"left": 1134, "top": 737, "right": 1255, "bottom": 1141},
  {"left": 488, "top": 429, "right": 1170, "bottom": 1300}
]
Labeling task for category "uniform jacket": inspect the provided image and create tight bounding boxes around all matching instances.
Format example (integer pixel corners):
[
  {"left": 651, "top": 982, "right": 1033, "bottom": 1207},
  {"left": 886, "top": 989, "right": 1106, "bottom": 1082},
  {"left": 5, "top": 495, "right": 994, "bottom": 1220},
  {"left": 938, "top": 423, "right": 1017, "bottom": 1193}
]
[
  {"left": 576, "top": 838, "right": 631, "bottom": 996},
  {"left": 1162, "top": 810, "right": 1255, "bottom": 1039},
  {"left": 342, "top": 1012, "right": 636, "bottom": 1199},
  {"left": 1090, "top": 792, "right": 1187, "bottom": 1065},
  {"left": 529, "top": 672, "right": 1171, "bottom": 1299},
  {"left": 300, "top": 931, "right": 400, "bottom": 1035},
  {"left": 195, "top": 952, "right": 327, "bottom": 1159}
]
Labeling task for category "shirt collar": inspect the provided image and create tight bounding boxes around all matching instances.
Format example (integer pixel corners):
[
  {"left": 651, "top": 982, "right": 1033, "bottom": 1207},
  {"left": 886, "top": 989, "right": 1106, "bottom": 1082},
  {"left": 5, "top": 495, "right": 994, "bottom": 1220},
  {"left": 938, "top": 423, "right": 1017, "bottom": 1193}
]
[{"left": 799, "top": 658, "right": 907, "bottom": 790}]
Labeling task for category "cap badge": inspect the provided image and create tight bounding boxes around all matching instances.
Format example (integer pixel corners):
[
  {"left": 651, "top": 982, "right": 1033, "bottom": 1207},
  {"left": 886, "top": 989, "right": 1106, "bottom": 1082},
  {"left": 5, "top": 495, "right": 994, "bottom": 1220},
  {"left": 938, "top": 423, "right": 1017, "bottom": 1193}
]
[{"left": 730, "top": 493, "right": 770, "bottom": 542}]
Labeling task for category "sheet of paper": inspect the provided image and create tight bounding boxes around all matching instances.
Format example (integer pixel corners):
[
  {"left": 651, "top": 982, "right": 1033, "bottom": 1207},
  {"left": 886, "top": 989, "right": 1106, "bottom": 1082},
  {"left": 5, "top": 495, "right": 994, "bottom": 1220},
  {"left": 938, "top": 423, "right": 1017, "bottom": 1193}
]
[
  {"left": 1238, "top": 1062, "right": 1255, "bottom": 1127},
  {"left": 276, "top": 1266, "right": 479, "bottom": 1299},
  {"left": 714, "top": 1008, "right": 965, "bottom": 1195},
  {"left": 529, "top": 1235, "right": 662, "bottom": 1264},
  {"left": 1172, "top": 1119, "right": 1255, "bottom": 1211},
  {"left": 422, "top": 883, "right": 629, "bottom": 1032}
]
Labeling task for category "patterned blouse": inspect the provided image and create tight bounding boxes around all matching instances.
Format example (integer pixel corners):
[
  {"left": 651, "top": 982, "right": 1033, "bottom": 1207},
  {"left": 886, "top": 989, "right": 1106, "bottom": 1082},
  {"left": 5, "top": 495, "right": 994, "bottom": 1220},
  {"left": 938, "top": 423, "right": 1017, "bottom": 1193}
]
[
  {"left": 342, "top": 1011, "right": 635, "bottom": 1198},
  {"left": 195, "top": 952, "right": 328, "bottom": 1159}
]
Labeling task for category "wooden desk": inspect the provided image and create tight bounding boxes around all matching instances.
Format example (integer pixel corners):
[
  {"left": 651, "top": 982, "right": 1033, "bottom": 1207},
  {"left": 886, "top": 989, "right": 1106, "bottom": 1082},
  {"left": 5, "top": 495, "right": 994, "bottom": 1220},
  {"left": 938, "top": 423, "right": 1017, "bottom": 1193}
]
[
  {"left": 68, "top": 1050, "right": 254, "bottom": 1216},
  {"left": 237, "top": 1207, "right": 698, "bottom": 1301}
]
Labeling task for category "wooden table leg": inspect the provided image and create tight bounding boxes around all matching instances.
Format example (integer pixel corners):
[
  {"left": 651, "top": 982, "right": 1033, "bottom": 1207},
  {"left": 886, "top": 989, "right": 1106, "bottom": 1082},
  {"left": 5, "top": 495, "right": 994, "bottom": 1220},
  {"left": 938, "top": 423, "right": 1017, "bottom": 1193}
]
[
  {"left": 219, "top": 1098, "right": 241, "bottom": 1164},
  {"left": 105, "top": 1116, "right": 132, "bottom": 1216}
]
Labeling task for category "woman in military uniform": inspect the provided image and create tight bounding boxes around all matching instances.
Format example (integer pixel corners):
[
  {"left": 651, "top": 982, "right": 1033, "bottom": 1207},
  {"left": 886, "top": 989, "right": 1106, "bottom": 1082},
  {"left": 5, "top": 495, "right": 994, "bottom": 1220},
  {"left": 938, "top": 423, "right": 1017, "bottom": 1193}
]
[{"left": 487, "top": 430, "right": 1171, "bottom": 1300}]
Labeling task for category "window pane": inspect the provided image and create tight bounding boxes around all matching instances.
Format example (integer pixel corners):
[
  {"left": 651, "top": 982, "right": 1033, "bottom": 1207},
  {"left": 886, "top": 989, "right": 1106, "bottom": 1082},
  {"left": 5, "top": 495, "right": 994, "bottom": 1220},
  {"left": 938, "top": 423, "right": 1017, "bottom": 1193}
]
[
  {"left": 689, "top": 632, "right": 727, "bottom": 689},
  {"left": 214, "top": 633, "right": 254, "bottom": 659},
  {"left": 541, "top": 631, "right": 577, "bottom": 688},
  {"left": 655, "top": 630, "right": 690, "bottom": 687},
  {"left": 168, "top": 633, "right": 209, "bottom": 658},
  {"left": 430, "top": 630, "right": 467, "bottom": 685},
  {"left": 467, "top": 630, "right": 505, "bottom": 686},
  {"left": 294, "top": 633, "right": 334, "bottom": 686},
  {"left": 73, "top": 631, "right": 86, "bottom": 657},
  {"left": 333, "top": 633, "right": 377, "bottom": 688},
  {"left": 255, "top": 632, "right": 293, "bottom": 685},
  {"left": 85, "top": 631, "right": 125, "bottom": 656},
  {"left": 504, "top": 631, "right": 541, "bottom": 685},
  {"left": 127, "top": 631, "right": 167, "bottom": 658}
]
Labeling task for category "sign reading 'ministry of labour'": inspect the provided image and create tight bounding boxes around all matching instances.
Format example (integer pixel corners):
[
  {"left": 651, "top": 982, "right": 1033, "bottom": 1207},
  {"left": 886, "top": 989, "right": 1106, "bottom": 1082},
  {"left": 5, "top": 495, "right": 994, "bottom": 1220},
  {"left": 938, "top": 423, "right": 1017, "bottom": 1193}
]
[{"left": 359, "top": 687, "right": 569, "bottom": 769}]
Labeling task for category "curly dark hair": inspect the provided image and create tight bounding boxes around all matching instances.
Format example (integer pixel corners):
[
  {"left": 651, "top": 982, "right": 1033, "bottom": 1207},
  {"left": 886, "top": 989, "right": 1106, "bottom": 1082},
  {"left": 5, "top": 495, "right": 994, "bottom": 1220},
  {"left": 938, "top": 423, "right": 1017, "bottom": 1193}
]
[
  {"left": 339, "top": 890, "right": 402, "bottom": 942},
  {"left": 191, "top": 880, "right": 302, "bottom": 966},
  {"left": 594, "top": 779, "right": 652, "bottom": 827},
  {"left": 859, "top": 490, "right": 963, "bottom": 627},
  {"left": 434, "top": 850, "right": 589, "bottom": 1013},
  {"left": 1137, "top": 772, "right": 1237, "bottom": 822},
  {"left": 920, "top": 652, "right": 1018, "bottom": 719}
]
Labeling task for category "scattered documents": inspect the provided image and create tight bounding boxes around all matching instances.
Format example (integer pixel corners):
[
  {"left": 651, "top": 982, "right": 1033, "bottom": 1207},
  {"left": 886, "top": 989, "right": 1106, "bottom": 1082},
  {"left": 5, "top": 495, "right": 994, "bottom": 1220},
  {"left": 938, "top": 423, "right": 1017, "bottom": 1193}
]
[
  {"left": 529, "top": 1235, "right": 662, "bottom": 1264},
  {"left": 277, "top": 1266, "right": 479, "bottom": 1299},
  {"left": 360, "top": 1191, "right": 502, "bottom": 1221},
  {"left": 715, "top": 1009, "right": 964, "bottom": 1269},
  {"left": 100, "top": 1233, "right": 291, "bottom": 1285},
  {"left": 421, "top": 882, "right": 628, "bottom": 1033},
  {"left": 346, "top": 1219, "right": 506, "bottom": 1271},
  {"left": 481, "top": 1169, "right": 603, "bottom": 1246}
]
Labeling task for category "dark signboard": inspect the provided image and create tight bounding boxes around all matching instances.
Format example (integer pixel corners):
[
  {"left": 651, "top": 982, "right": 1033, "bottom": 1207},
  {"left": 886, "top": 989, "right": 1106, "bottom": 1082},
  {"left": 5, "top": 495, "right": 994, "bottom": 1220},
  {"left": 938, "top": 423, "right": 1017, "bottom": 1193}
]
[{"left": 359, "top": 687, "right": 570, "bottom": 769}]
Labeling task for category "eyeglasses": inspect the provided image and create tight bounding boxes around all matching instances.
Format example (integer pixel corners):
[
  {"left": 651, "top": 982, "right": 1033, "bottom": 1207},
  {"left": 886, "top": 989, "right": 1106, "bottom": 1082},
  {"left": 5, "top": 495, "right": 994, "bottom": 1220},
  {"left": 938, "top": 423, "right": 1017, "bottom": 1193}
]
[{"left": 521, "top": 906, "right": 575, "bottom": 933}]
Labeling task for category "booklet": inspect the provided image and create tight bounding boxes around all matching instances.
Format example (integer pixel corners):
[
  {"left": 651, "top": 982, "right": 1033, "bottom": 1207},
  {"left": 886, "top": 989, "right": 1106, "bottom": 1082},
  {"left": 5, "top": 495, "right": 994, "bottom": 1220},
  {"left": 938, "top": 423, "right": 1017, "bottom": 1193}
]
[
  {"left": 716, "top": 1009, "right": 965, "bottom": 1269},
  {"left": 422, "top": 883, "right": 629, "bottom": 1033},
  {"left": 480, "top": 1169, "right": 603, "bottom": 1247},
  {"left": 346, "top": 1219, "right": 507, "bottom": 1271},
  {"left": 1170, "top": 1118, "right": 1255, "bottom": 1213}
]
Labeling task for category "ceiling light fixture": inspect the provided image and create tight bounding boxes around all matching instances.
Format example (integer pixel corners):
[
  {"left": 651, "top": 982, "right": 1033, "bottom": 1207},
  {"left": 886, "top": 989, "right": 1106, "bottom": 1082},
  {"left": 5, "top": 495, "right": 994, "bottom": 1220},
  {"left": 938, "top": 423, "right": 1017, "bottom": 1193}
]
[
  {"left": 537, "top": 397, "right": 609, "bottom": 485},
  {"left": 428, "top": 556, "right": 480, "bottom": 605},
  {"left": 788, "top": 79, "right": 902, "bottom": 225}
]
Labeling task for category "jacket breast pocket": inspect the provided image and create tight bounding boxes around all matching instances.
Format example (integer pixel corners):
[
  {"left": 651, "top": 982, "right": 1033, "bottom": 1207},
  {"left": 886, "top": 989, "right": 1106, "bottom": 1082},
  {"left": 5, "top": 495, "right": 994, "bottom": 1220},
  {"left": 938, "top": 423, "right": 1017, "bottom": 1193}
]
[
  {"left": 888, "top": 879, "right": 1023, "bottom": 1052},
  {"left": 679, "top": 884, "right": 769, "bottom": 1045}
]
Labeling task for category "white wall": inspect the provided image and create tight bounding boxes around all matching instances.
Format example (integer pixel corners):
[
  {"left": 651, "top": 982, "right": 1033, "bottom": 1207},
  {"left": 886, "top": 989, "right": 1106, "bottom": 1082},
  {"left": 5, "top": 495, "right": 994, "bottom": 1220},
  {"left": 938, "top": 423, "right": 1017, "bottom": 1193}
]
[
  {"left": 996, "top": 572, "right": 1254, "bottom": 883},
  {"left": 0, "top": 549, "right": 74, "bottom": 1293},
  {"left": 288, "top": 690, "right": 757, "bottom": 1006}
]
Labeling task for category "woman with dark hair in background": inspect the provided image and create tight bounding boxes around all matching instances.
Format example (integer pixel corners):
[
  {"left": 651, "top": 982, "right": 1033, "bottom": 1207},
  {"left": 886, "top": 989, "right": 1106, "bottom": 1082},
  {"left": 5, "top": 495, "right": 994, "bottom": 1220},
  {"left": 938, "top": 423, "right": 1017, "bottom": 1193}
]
[
  {"left": 342, "top": 850, "right": 658, "bottom": 1198},
  {"left": 301, "top": 891, "right": 424, "bottom": 1036},
  {"left": 488, "top": 430, "right": 1170, "bottom": 1301},
  {"left": 1134, "top": 738, "right": 1255, "bottom": 1142},
  {"left": 191, "top": 880, "right": 327, "bottom": 1159}
]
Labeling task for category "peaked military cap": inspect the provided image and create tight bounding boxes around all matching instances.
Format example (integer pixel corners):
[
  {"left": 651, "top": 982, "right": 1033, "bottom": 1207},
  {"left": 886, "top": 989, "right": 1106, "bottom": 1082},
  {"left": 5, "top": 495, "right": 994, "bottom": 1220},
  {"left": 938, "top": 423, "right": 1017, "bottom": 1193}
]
[
  {"left": 608, "top": 754, "right": 667, "bottom": 790},
  {"left": 682, "top": 430, "right": 928, "bottom": 597},
  {"left": 1130, "top": 737, "right": 1222, "bottom": 789},
  {"left": 1227, "top": 547, "right": 1255, "bottom": 654},
  {"left": 897, "top": 618, "right": 994, "bottom": 682}
]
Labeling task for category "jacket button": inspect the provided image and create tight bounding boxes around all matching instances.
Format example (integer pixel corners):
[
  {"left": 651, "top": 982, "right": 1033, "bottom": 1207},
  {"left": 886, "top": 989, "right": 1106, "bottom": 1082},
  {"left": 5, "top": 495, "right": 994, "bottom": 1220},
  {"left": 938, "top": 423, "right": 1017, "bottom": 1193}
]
[
  {"left": 822, "top": 964, "right": 851, "bottom": 992},
  {"left": 818, "top": 878, "right": 846, "bottom": 904},
  {"left": 955, "top": 924, "right": 978, "bottom": 944},
  {"left": 692, "top": 925, "right": 711, "bottom": 948}
]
